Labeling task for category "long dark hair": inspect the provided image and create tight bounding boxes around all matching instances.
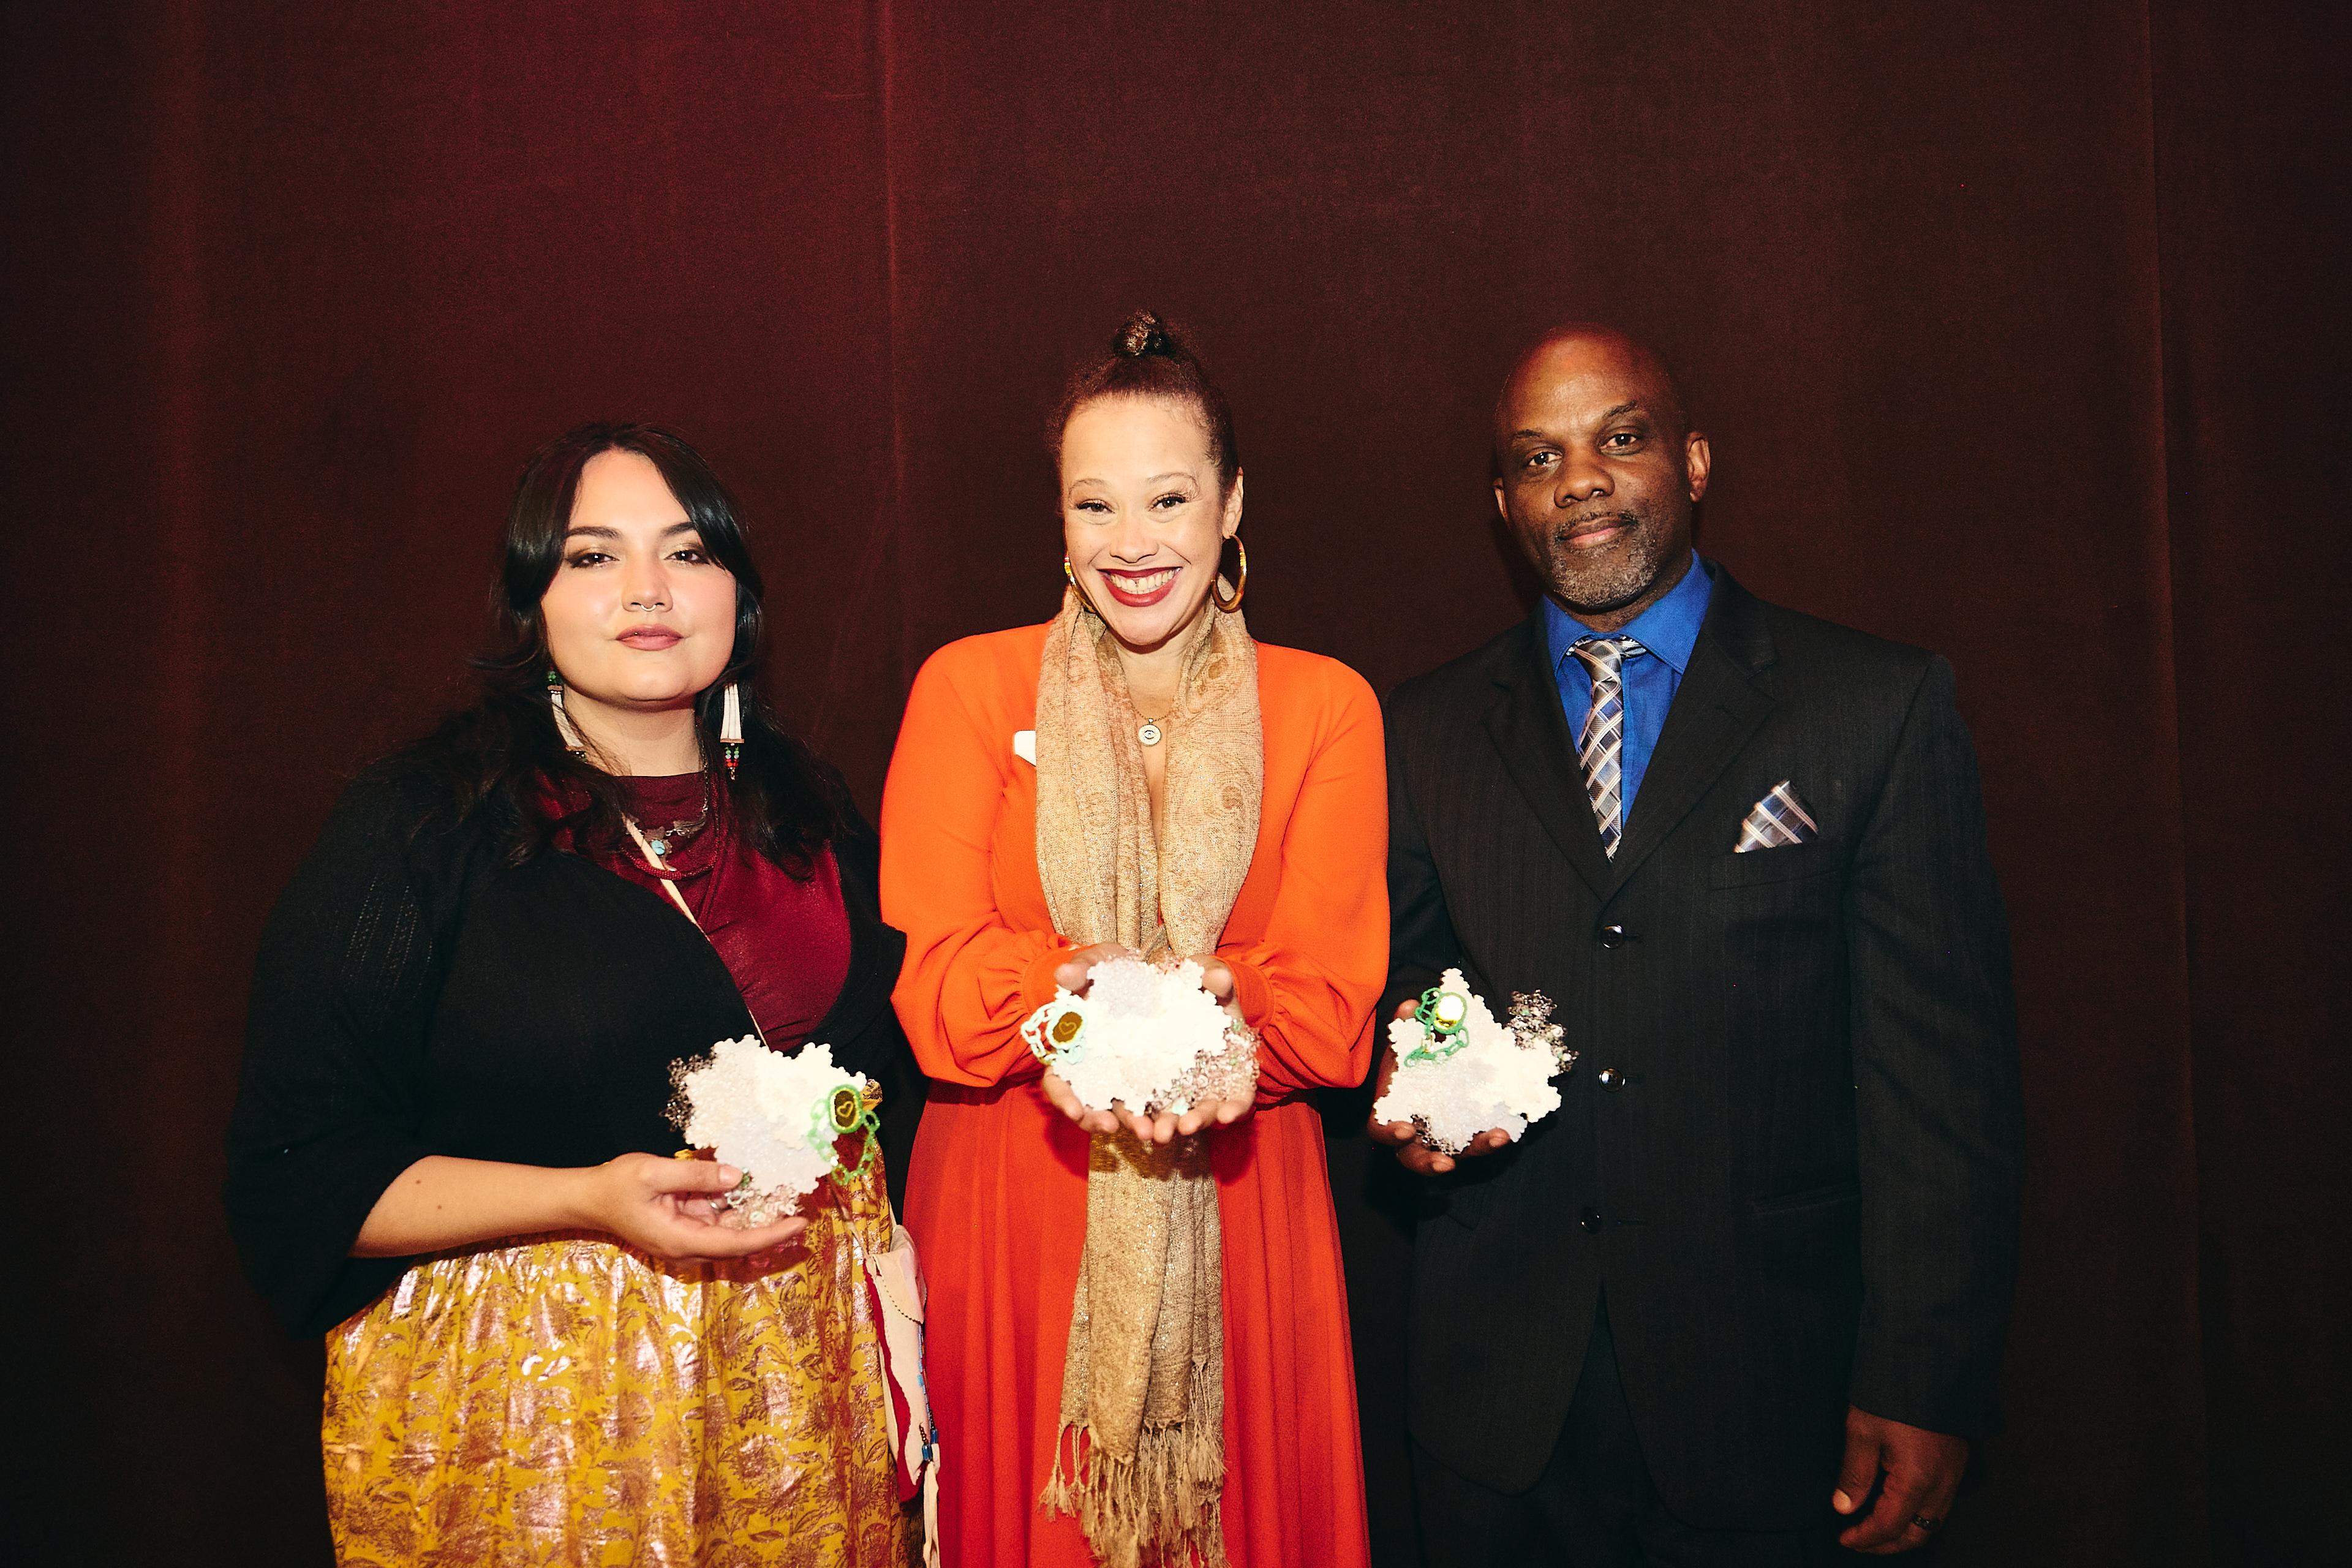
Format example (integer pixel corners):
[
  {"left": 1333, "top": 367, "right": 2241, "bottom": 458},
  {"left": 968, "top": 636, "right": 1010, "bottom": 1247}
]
[{"left": 400, "top": 421, "right": 846, "bottom": 870}]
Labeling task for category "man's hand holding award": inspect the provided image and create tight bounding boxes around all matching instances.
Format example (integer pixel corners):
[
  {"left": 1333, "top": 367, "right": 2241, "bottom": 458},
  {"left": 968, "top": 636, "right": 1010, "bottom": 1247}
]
[{"left": 1368, "top": 968, "right": 1577, "bottom": 1175}]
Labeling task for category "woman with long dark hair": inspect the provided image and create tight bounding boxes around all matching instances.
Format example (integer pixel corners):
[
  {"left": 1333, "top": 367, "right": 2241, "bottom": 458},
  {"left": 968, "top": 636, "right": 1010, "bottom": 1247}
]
[{"left": 225, "top": 424, "right": 922, "bottom": 1566}]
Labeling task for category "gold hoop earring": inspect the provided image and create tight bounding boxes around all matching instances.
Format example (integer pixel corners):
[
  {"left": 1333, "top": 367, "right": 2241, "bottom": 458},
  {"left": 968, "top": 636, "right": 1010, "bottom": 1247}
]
[
  {"left": 1212, "top": 537, "right": 1248, "bottom": 612},
  {"left": 1063, "top": 552, "right": 1106, "bottom": 619}
]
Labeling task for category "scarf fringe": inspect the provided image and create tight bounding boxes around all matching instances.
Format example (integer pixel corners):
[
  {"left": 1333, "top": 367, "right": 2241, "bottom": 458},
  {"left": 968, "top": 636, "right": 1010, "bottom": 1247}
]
[{"left": 1042, "top": 1389, "right": 1229, "bottom": 1568}]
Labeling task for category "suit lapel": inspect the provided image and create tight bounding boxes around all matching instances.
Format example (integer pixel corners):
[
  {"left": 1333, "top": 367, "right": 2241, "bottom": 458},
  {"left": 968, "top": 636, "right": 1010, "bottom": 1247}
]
[
  {"left": 1606, "top": 568, "right": 1778, "bottom": 889},
  {"left": 1482, "top": 617, "right": 1614, "bottom": 899}
]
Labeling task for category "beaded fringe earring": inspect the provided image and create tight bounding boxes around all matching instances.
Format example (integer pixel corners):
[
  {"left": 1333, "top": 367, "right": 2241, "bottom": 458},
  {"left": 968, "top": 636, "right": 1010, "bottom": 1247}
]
[
  {"left": 546, "top": 670, "right": 587, "bottom": 753},
  {"left": 720, "top": 682, "right": 742, "bottom": 780}
]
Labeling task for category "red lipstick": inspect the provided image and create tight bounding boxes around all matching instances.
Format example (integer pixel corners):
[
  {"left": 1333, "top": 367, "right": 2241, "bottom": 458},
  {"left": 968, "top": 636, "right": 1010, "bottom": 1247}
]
[{"left": 1098, "top": 567, "right": 1180, "bottom": 608}]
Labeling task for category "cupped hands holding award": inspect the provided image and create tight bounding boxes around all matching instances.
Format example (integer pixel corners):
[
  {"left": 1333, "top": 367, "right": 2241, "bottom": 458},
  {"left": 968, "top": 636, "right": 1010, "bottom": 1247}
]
[
  {"left": 883, "top": 313, "right": 1387, "bottom": 1568},
  {"left": 1033, "top": 940, "right": 1260, "bottom": 1144}
]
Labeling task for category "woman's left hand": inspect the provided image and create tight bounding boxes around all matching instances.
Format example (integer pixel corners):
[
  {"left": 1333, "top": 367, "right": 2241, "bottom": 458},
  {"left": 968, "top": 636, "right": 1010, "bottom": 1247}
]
[{"left": 1168, "top": 956, "right": 1256, "bottom": 1138}]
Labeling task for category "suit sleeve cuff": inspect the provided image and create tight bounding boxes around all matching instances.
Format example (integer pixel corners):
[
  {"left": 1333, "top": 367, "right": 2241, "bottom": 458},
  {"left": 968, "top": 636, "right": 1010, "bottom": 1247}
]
[
  {"left": 1382, "top": 969, "right": 1438, "bottom": 1025},
  {"left": 1848, "top": 1341, "right": 2006, "bottom": 1439}
]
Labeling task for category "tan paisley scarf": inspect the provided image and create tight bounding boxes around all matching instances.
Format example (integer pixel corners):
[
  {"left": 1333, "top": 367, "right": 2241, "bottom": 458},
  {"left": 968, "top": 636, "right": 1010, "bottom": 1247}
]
[{"left": 1033, "top": 583, "right": 1262, "bottom": 1568}]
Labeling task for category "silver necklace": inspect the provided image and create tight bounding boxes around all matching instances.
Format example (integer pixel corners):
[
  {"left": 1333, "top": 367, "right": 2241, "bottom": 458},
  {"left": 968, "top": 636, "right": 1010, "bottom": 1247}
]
[{"left": 638, "top": 764, "right": 712, "bottom": 859}]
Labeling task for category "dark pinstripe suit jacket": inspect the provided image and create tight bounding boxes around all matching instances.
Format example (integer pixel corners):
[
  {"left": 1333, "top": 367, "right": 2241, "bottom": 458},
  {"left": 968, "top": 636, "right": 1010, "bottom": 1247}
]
[{"left": 1385, "top": 564, "right": 2021, "bottom": 1529}]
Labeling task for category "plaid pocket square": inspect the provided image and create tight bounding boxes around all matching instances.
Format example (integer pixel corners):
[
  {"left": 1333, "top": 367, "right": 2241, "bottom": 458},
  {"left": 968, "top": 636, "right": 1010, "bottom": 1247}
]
[{"left": 1734, "top": 781, "right": 1818, "bottom": 852}]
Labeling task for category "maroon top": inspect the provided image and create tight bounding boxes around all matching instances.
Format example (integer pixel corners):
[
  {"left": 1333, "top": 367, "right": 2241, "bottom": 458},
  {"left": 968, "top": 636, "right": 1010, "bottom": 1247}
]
[{"left": 567, "top": 771, "right": 852, "bottom": 1050}]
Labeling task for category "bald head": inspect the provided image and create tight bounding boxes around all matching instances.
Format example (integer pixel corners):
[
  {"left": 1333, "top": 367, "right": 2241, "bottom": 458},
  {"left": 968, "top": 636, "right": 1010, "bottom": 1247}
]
[
  {"left": 1490, "top": 322, "right": 1711, "bottom": 631},
  {"left": 1495, "top": 324, "right": 1689, "bottom": 462}
]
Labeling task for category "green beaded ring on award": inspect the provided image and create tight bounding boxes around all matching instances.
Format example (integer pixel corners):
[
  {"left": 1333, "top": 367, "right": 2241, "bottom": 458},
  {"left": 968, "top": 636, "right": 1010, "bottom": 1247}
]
[
  {"left": 1022, "top": 995, "right": 1093, "bottom": 1064},
  {"left": 1409, "top": 984, "right": 1474, "bottom": 1061}
]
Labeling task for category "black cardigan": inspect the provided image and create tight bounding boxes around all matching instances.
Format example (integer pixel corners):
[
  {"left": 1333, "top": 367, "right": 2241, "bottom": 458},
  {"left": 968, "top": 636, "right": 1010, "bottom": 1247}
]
[{"left": 223, "top": 766, "right": 923, "bottom": 1338}]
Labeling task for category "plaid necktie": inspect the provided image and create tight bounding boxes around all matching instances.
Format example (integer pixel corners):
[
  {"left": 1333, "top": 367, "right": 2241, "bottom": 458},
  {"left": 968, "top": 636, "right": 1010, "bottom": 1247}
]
[{"left": 1570, "top": 636, "right": 1648, "bottom": 857}]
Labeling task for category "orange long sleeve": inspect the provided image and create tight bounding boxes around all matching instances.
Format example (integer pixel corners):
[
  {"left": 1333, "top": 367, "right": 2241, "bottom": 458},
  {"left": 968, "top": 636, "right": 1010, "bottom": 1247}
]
[
  {"left": 1217, "top": 666, "right": 1389, "bottom": 1102},
  {"left": 880, "top": 636, "right": 1070, "bottom": 1088}
]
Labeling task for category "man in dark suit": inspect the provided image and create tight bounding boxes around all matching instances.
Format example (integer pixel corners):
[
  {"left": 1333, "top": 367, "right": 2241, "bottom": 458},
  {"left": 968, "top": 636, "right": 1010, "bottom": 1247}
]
[{"left": 1371, "top": 326, "right": 2021, "bottom": 1564}]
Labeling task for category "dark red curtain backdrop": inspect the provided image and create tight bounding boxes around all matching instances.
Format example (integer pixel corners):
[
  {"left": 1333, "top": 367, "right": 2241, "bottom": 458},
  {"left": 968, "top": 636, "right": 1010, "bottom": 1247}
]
[{"left": 5, "top": 4, "right": 2343, "bottom": 1564}]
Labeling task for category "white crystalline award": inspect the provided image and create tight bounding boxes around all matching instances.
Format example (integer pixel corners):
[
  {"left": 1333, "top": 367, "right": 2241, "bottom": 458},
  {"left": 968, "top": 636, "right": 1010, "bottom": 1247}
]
[
  {"left": 669, "top": 1038, "right": 878, "bottom": 1224},
  {"left": 1372, "top": 968, "right": 1577, "bottom": 1155},
  {"left": 1020, "top": 954, "right": 1256, "bottom": 1117}
]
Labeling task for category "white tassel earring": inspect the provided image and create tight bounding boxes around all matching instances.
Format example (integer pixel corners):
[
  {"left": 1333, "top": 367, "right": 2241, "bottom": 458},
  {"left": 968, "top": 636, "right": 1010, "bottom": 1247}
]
[
  {"left": 720, "top": 682, "right": 743, "bottom": 780},
  {"left": 546, "top": 670, "right": 587, "bottom": 754}
]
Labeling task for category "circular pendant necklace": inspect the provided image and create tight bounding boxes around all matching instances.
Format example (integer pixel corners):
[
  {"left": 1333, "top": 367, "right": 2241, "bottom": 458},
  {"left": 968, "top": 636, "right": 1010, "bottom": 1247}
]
[{"left": 1136, "top": 708, "right": 1173, "bottom": 747}]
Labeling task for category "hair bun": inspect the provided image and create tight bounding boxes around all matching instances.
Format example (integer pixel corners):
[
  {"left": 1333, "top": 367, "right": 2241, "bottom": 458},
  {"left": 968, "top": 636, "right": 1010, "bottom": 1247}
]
[
  {"left": 1115, "top": 311, "right": 1172, "bottom": 358},
  {"left": 1052, "top": 311, "right": 1238, "bottom": 489}
]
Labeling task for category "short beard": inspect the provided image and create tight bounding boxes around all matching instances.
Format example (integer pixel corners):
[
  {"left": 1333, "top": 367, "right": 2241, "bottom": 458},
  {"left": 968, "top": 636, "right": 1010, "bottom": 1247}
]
[{"left": 1541, "top": 511, "right": 1678, "bottom": 617}]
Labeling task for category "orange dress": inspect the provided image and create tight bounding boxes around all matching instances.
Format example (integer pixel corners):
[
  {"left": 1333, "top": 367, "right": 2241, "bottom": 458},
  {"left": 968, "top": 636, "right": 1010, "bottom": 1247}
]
[{"left": 881, "top": 624, "right": 1386, "bottom": 1568}]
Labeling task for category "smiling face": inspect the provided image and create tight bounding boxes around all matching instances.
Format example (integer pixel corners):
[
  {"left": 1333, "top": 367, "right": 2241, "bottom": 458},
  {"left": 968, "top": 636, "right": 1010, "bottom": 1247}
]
[
  {"left": 540, "top": 448, "right": 737, "bottom": 729},
  {"left": 1493, "top": 330, "right": 1711, "bottom": 629},
  {"left": 1060, "top": 393, "right": 1243, "bottom": 652}
]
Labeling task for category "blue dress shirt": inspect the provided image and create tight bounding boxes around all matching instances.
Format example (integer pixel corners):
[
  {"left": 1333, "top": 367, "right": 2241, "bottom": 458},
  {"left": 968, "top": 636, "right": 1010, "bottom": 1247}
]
[{"left": 1543, "top": 552, "right": 1716, "bottom": 827}]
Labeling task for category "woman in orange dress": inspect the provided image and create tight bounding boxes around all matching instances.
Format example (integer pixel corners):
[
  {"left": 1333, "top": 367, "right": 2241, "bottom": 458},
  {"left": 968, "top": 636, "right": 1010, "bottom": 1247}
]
[{"left": 881, "top": 313, "right": 1385, "bottom": 1567}]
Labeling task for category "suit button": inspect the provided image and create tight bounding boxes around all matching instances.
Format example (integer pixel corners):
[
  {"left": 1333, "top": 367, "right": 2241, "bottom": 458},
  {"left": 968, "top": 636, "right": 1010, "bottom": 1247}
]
[
  {"left": 1597, "top": 924, "right": 1627, "bottom": 949},
  {"left": 1578, "top": 1207, "right": 1602, "bottom": 1232},
  {"left": 1597, "top": 1068, "right": 1626, "bottom": 1091}
]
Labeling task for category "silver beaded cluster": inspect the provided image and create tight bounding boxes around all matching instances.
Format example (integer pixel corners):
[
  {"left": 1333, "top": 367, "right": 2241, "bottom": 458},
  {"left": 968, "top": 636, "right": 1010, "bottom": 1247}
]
[
  {"left": 1411, "top": 1113, "right": 1468, "bottom": 1158},
  {"left": 1508, "top": 990, "right": 1576, "bottom": 1073},
  {"left": 1163, "top": 1022, "right": 1259, "bottom": 1115}
]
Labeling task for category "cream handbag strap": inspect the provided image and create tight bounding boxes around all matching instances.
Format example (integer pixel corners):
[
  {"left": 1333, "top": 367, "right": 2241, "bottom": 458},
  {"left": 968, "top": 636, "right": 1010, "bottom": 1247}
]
[
  {"left": 624, "top": 817, "right": 772, "bottom": 1054},
  {"left": 623, "top": 817, "right": 708, "bottom": 925}
]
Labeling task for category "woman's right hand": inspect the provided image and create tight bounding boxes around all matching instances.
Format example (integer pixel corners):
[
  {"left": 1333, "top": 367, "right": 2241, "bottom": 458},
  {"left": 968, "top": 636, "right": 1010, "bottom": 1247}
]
[
  {"left": 579, "top": 1153, "right": 809, "bottom": 1261},
  {"left": 1051, "top": 941, "right": 1136, "bottom": 997},
  {"left": 1041, "top": 1067, "right": 1126, "bottom": 1137},
  {"left": 1044, "top": 940, "right": 1133, "bottom": 1133}
]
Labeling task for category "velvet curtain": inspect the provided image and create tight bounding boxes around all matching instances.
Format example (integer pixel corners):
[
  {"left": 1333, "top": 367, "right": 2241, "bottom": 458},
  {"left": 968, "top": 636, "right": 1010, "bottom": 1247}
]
[{"left": 4, "top": 4, "right": 2341, "bottom": 1563}]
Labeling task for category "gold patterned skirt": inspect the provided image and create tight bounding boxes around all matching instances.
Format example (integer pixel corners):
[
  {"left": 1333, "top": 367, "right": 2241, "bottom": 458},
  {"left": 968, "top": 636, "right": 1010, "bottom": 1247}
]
[{"left": 322, "top": 1159, "right": 910, "bottom": 1568}]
